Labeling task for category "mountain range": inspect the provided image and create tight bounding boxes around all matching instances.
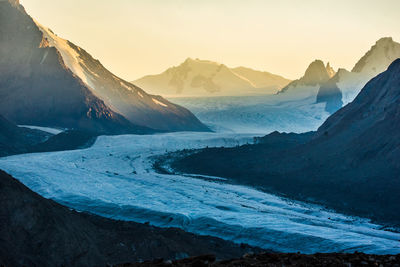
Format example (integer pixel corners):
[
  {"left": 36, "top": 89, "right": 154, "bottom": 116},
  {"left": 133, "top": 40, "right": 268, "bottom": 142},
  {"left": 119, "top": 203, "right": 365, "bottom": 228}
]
[
  {"left": 277, "top": 37, "right": 400, "bottom": 113},
  {"left": 316, "top": 37, "right": 400, "bottom": 113},
  {"left": 134, "top": 37, "right": 400, "bottom": 118},
  {"left": 0, "top": 0, "right": 208, "bottom": 133},
  {"left": 171, "top": 58, "right": 400, "bottom": 223},
  {"left": 133, "top": 58, "right": 291, "bottom": 97}
]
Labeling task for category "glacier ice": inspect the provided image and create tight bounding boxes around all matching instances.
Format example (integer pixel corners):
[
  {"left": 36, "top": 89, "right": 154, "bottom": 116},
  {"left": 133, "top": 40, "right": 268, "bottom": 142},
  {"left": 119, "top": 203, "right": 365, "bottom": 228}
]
[{"left": 0, "top": 132, "right": 399, "bottom": 254}]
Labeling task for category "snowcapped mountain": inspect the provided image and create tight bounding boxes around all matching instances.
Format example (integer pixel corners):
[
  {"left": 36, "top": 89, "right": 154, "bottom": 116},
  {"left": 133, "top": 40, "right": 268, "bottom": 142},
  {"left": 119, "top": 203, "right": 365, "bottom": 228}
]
[
  {"left": 317, "top": 37, "right": 400, "bottom": 112},
  {"left": 352, "top": 37, "right": 400, "bottom": 76},
  {"left": 133, "top": 58, "right": 291, "bottom": 97},
  {"left": 0, "top": 0, "right": 209, "bottom": 133}
]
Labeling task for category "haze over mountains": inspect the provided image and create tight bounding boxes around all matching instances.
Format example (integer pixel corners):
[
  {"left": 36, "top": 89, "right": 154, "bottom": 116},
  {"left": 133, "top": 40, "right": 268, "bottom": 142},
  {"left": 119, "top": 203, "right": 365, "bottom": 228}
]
[
  {"left": 134, "top": 58, "right": 291, "bottom": 97},
  {"left": 277, "top": 37, "right": 400, "bottom": 107},
  {"left": 0, "top": 0, "right": 208, "bottom": 133},
  {"left": 132, "top": 37, "right": 400, "bottom": 136}
]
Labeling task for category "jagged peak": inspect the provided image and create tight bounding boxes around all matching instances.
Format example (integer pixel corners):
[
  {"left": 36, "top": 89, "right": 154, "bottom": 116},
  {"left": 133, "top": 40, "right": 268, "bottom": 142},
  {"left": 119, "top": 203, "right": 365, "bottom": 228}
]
[
  {"left": 375, "top": 37, "right": 394, "bottom": 45},
  {"left": 183, "top": 57, "right": 194, "bottom": 63},
  {"left": 304, "top": 60, "right": 326, "bottom": 73},
  {"left": 352, "top": 37, "right": 400, "bottom": 73},
  {"left": 301, "top": 59, "right": 331, "bottom": 85},
  {"left": 325, "top": 62, "right": 336, "bottom": 78},
  {"left": 183, "top": 57, "right": 221, "bottom": 66}
]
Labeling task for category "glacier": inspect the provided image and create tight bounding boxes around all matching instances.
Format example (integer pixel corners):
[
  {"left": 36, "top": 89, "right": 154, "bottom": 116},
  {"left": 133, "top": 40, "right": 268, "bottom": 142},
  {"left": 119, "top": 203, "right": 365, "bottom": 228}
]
[
  {"left": 170, "top": 95, "right": 330, "bottom": 134},
  {"left": 0, "top": 132, "right": 399, "bottom": 254}
]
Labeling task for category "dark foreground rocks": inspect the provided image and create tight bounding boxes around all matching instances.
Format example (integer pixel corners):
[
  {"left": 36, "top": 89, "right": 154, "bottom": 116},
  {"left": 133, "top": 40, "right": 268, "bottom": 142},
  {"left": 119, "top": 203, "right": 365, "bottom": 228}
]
[
  {"left": 0, "top": 170, "right": 257, "bottom": 267},
  {"left": 117, "top": 252, "right": 400, "bottom": 267}
]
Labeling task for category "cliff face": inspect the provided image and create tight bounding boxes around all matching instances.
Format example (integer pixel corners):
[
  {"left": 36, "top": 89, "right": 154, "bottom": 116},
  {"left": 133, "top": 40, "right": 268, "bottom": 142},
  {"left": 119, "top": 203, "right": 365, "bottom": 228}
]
[{"left": 0, "top": 1, "right": 208, "bottom": 133}]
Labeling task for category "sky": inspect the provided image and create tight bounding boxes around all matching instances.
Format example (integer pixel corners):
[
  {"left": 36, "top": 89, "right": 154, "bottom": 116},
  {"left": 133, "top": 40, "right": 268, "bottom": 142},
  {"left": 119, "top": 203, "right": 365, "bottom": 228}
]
[{"left": 20, "top": 0, "right": 400, "bottom": 81}]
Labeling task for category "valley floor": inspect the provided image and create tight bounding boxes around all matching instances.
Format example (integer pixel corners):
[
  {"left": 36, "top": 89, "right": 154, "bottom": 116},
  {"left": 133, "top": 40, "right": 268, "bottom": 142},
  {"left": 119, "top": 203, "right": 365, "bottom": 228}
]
[{"left": 1, "top": 132, "right": 399, "bottom": 254}]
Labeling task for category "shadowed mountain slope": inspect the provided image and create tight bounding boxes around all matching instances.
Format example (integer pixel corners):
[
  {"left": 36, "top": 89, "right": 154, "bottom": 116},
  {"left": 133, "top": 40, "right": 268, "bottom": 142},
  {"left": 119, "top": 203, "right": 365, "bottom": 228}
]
[
  {"left": 0, "top": 0, "right": 208, "bottom": 133},
  {"left": 0, "top": 114, "right": 51, "bottom": 156}
]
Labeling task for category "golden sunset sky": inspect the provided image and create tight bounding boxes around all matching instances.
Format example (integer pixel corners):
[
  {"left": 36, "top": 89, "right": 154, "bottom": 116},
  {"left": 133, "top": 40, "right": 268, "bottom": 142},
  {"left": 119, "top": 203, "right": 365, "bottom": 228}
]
[{"left": 20, "top": 0, "right": 400, "bottom": 80}]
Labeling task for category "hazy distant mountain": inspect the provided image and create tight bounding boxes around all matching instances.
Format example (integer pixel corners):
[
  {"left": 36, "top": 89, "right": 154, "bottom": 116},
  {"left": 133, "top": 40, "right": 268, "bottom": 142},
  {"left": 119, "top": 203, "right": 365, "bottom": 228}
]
[
  {"left": 230, "top": 66, "right": 292, "bottom": 91},
  {"left": 277, "top": 60, "right": 335, "bottom": 100},
  {"left": 317, "top": 37, "right": 400, "bottom": 112},
  {"left": 133, "top": 58, "right": 291, "bottom": 97},
  {"left": 0, "top": 0, "right": 208, "bottom": 133}
]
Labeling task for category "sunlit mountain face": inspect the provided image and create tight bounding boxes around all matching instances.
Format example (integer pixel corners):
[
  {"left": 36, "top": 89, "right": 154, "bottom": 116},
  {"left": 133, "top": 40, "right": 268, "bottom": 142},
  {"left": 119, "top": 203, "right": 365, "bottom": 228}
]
[
  {"left": 1, "top": 0, "right": 400, "bottom": 266},
  {"left": 133, "top": 58, "right": 292, "bottom": 97}
]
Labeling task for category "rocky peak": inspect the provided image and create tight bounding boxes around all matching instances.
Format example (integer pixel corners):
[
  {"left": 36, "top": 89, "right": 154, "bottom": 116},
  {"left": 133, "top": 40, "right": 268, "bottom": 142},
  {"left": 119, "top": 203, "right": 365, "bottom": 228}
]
[
  {"left": 375, "top": 37, "right": 394, "bottom": 46},
  {"left": 325, "top": 62, "right": 336, "bottom": 78},
  {"left": 301, "top": 59, "right": 331, "bottom": 85},
  {"left": 183, "top": 57, "right": 195, "bottom": 64},
  {"left": 352, "top": 37, "right": 400, "bottom": 74}
]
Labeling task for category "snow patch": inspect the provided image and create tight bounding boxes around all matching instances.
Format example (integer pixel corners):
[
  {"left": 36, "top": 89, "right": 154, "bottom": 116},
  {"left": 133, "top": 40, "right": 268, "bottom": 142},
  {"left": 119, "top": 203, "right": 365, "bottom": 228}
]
[
  {"left": 19, "top": 125, "right": 63, "bottom": 135},
  {"left": 120, "top": 81, "right": 133, "bottom": 91},
  {"left": 39, "top": 50, "right": 48, "bottom": 64},
  {"left": 34, "top": 20, "right": 97, "bottom": 92},
  {"left": 171, "top": 95, "right": 330, "bottom": 134},
  {"left": 152, "top": 98, "right": 168, "bottom": 107}
]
